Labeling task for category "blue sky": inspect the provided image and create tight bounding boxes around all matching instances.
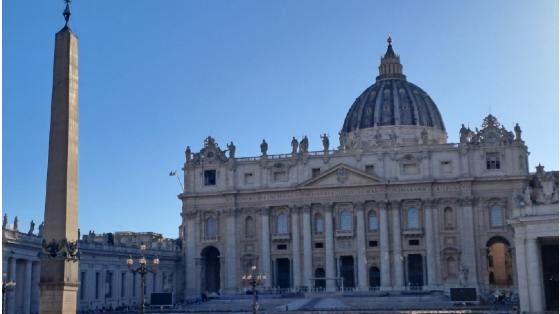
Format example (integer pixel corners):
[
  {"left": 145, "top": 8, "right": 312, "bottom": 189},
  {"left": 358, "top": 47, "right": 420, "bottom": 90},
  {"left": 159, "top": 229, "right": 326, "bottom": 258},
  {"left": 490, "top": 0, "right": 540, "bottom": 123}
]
[{"left": 2, "top": 1, "right": 558, "bottom": 238}]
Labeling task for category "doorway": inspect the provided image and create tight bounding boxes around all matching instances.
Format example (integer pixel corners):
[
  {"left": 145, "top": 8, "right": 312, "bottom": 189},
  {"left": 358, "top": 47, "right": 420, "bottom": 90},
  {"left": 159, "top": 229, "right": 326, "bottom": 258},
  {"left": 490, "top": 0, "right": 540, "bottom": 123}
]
[
  {"left": 407, "top": 254, "right": 424, "bottom": 287},
  {"left": 340, "top": 256, "right": 355, "bottom": 288},
  {"left": 276, "top": 258, "right": 291, "bottom": 288},
  {"left": 201, "top": 246, "right": 220, "bottom": 293},
  {"left": 369, "top": 267, "right": 380, "bottom": 287},
  {"left": 541, "top": 244, "right": 559, "bottom": 310}
]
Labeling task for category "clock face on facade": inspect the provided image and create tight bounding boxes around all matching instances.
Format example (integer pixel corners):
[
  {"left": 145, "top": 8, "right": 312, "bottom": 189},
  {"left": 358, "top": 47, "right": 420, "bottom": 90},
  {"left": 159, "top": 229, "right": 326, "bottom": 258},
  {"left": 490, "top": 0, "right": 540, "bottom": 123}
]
[{"left": 483, "top": 128, "right": 500, "bottom": 142}]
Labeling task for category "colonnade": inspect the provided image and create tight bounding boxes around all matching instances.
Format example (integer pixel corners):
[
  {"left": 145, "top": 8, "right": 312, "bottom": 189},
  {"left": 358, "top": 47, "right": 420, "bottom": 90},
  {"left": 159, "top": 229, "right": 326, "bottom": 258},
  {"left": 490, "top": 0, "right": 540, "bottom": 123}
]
[{"left": 3, "top": 257, "right": 41, "bottom": 314}]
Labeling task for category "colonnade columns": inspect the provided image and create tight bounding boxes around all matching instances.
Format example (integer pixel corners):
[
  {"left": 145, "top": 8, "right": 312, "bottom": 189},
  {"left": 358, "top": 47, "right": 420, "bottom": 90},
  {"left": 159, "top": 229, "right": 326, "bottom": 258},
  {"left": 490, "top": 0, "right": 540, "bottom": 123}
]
[
  {"left": 423, "top": 199, "right": 437, "bottom": 286},
  {"left": 7, "top": 257, "right": 16, "bottom": 314},
  {"left": 323, "top": 203, "right": 335, "bottom": 291},
  {"left": 31, "top": 262, "right": 41, "bottom": 314},
  {"left": 513, "top": 238, "right": 530, "bottom": 313},
  {"left": 377, "top": 201, "right": 391, "bottom": 288},
  {"left": 301, "top": 205, "right": 313, "bottom": 288},
  {"left": 458, "top": 196, "right": 478, "bottom": 288},
  {"left": 224, "top": 208, "right": 238, "bottom": 293},
  {"left": 525, "top": 238, "right": 544, "bottom": 312},
  {"left": 290, "top": 206, "right": 301, "bottom": 287},
  {"left": 184, "top": 210, "right": 198, "bottom": 297},
  {"left": 259, "top": 207, "right": 271, "bottom": 287},
  {"left": 391, "top": 200, "right": 404, "bottom": 288},
  {"left": 23, "top": 260, "right": 32, "bottom": 314},
  {"left": 354, "top": 202, "right": 367, "bottom": 290}
]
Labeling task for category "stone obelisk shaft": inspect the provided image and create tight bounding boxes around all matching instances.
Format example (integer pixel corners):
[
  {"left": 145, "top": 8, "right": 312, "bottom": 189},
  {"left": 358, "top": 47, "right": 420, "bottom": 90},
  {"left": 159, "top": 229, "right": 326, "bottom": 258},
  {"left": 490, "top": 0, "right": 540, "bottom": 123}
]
[{"left": 39, "top": 24, "right": 80, "bottom": 314}]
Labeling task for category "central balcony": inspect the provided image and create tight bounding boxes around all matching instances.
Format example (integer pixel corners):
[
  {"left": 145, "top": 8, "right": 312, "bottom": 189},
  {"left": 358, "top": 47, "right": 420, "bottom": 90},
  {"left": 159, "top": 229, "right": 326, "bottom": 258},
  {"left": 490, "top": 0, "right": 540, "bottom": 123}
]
[
  {"left": 271, "top": 233, "right": 291, "bottom": 242},
  {"left": 202, "top": 235, "right": 219, "bottom": 243},
  {"left": 335, "top": 230, "right": 355, "bottom": 238}
]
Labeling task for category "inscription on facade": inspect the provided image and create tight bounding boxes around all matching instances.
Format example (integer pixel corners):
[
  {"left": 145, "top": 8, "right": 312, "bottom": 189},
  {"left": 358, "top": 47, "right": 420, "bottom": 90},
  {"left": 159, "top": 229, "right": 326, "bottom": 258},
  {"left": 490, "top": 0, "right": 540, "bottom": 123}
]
[{"left": 226, "top": 185, "right": 470, "bottom": 202}]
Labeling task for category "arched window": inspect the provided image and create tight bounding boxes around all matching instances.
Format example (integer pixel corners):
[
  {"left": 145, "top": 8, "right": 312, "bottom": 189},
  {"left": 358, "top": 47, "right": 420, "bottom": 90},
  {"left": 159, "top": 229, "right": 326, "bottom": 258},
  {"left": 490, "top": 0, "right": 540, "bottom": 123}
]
[
  {"left": 315, "top": 213, "right": 324, "bottom": 233},
  {"left": 277, "top": 214, "right": 288, "bottom": 233},
  {"left": 368, "top": 210, "right": 378, "bottom": 230},
  {"left": 245, "top": 216, "right": 255, "bottom": 235},
  {"left": 444, "top": 207, "right": 454, "bottom": 227},
  {"left": 407, "top": 208, "right": 419, "bottom": 228},
  {"left": 490, "top": 205, "right": 503, "bottom": 226},
  {"left": 206, "top": 218, "right": 216, "bottom": 236},
  {"left": 340, "top": 210, "right": 351, "bottom": 230},
  {"left": 447, "top": 257, "right": 457, "bottom": 276}
]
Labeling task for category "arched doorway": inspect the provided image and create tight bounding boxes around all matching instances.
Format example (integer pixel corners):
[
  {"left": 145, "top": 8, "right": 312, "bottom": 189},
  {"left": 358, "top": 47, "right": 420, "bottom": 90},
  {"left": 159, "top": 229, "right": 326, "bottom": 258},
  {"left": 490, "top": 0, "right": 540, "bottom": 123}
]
[
  {"left": 201, "top": 246, "right": 220, "bottom": 293},
  {"left": 486, "top": 236, "right": 514, "bottom": 287},
  {"left": 369, "top": 267, "right": 380, "bottom": 287},
  {"left": 314, "top": 268, "right": 326, "bottom": 288}
]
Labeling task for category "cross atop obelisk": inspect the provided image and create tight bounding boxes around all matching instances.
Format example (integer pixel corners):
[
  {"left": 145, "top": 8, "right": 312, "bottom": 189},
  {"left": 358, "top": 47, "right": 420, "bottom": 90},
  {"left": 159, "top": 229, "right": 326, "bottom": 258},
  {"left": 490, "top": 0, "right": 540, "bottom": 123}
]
[{"left": 38, "top": 1, "right": 81, "bottom": 313}]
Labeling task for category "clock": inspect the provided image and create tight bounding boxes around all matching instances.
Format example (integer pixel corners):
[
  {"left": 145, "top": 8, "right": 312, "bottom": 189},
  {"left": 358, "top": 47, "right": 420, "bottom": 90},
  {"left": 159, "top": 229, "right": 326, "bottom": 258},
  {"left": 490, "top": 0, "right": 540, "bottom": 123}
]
[{"left": 483, "top": 128, "right": 500, "bottom": 142}]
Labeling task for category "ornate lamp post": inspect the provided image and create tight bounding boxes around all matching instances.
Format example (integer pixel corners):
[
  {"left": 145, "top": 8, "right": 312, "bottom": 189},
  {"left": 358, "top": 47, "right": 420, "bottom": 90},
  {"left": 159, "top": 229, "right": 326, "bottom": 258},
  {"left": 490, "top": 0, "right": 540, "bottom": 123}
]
[
  {"left": 2, "top": 272, "right": 16, "bottom": 314},
  {"left": 242, "top": 265, "right": 266, "bottom": 314},
  {"left": 126, "top": 243, "right": 159, "bottom": 314}
]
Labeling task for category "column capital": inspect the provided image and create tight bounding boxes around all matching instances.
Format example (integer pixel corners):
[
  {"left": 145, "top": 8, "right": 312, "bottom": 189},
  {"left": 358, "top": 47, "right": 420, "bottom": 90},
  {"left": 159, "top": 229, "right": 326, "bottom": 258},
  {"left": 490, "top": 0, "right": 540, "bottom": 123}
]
[
  {"left": 457, "top": 196, "right": 478, "bottom": 207},
  {"left": 422, "top": 198, "right": 438, "bottom": 208},
  {"left": 322, "top": 203, "right": 334, "bottom": 213},
  {"left": 223, "top": 208, "right": 239, "bottom": 217},
  {"left": 376, "top": 200, "right": 388, "bottom": 210},
  {"left": 353, "top": 202, "right": 365, "bottom": 211},
  {"left": 301, "top": 204, "right": 311, "bottom": 213},
  {"left": 258, "top": 207, "right": 271, "bottom": 216},
  {"left": 289, "top": 205, "right": 301, "bottom": 213},
  {"left": 390, "top": 199, "right": 401, "bottom": 210},
  {"left": 185, "top": 210, "right": 198, "bottom": 220}
]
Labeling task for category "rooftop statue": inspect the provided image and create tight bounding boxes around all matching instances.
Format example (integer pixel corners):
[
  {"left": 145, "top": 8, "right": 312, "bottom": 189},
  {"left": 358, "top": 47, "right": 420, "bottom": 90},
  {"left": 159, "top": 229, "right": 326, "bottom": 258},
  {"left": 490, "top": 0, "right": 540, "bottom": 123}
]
[
  {"left": 291, "top": 137, "right": 298, "bottom": 154},
  {"left": 320, "top": 133, "right": 329, "bottom": 151},
  {"left": 227, "top": 142, "right": 236, "bottom": 159},
  {"left": 28, "top": 220, "right": 35, "bottom": 235},
  {"left": 260, "top": 140, "right": 268, "bottom": 156},
  {"left": 185, "top": 146, "right": 192, "bottom": 162},
  {"left": 2, "top": 214, "right": 7, "bottom": 229},
  {"left": 514, "top": 123, "right": 522, "bottom": 140},
  {"left": 13, "top": 216, "right": 19, "bottom": 231}
]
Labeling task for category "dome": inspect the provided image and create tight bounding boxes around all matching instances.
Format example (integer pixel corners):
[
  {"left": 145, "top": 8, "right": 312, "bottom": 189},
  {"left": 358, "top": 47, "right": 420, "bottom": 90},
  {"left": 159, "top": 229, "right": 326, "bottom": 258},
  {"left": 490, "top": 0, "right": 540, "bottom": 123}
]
[{"left": 342, "top": 38, "right": 446, "bottom": 134}]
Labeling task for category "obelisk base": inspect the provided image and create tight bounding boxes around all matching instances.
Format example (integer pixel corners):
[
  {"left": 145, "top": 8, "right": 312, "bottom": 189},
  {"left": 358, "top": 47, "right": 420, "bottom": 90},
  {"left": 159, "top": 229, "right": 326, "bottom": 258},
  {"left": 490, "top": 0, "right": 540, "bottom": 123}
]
[{"left": 38, "top": 282, "right": 80, "bottom": 314}]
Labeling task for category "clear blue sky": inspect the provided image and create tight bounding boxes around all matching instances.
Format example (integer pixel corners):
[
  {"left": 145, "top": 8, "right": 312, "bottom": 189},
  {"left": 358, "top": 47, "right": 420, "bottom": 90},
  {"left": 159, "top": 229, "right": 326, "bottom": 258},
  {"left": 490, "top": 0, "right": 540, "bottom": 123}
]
[{"left": 3, "top": 1, "right": 558, "bottom": 239}]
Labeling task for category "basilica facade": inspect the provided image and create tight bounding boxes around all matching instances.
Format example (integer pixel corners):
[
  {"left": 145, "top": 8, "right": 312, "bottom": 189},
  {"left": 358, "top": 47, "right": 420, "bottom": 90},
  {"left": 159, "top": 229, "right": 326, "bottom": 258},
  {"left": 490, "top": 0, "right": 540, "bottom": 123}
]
[{"left": 178, "top": 38, "right": 559, "bottom": 311}]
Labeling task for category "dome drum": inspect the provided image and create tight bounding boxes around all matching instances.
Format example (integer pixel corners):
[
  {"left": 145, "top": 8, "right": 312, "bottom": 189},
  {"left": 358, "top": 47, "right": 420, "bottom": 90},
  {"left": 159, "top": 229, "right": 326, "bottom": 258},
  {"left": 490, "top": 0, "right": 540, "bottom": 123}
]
[{"left": 339, "top": 125, "right": 448, "bottom": 150}]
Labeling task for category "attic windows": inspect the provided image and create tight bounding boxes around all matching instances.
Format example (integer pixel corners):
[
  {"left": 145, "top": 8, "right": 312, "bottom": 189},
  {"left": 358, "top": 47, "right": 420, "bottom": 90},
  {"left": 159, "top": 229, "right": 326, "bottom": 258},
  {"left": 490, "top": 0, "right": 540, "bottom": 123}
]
[
  {"left": 440, "top": 161, "right": 452, "bottom": 173},
  {"left": 402, "top": 163, "right": 418, "bottom": 175},
  {"left": 365, "top": 165, "right": 374, "bottom": 175},
  {"left": 312, "top": 168, "right": 321, "bottom": 178},
  {"left": 486, "top": 153, "right": 500, "bottom": 170},
  {"left": 273, "top": 171, "right": 287, "bottom": 182},
  {"left": 204, "top": 170, "right": 216, "bottom": 186}
]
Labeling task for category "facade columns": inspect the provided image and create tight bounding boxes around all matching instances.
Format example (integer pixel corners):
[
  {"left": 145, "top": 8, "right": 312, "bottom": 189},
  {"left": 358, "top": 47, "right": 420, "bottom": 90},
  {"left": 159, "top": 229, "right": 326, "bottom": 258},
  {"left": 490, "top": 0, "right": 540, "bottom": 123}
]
[
  {"left": 7, "top": 257, "right": 16, "bottom": 314},
  {"left": 525, "top": 238, "right": 544, "bottom": 312},
  {"left": 377, "top": 201, "right": 391, "bottom": 288},
  {"left": 323, "top": 203, "right": 335, "bottom": 290},
  {"left": 23, "top": 260, "right": 32, "bottom": 314},
  {"left": 423, "top": 199, "right": 437, "bottom": 286},
  {"left": 301, "top": 205, "right": 312, "bottom": 288},
  {"left": 225, "top": 208, "right": 238, "bottom": 293},
  {"left": 391, "top": 200, "right": 404, "bottom": 288},
  {"left": 354, "top": 202, "right": 367, "bottom": 289},
  {"left": 290, "top": 206, "right": 301, "bottom": 287},
  {"left": 459, "top": 196, "right": 478, "bottom": 288},
  {"left": 184, "top": 210, "right": 198, "bottom": 297},
  {"left": 31, "top": 262, "right": 41, "bottom": 314},
  {"left": 513, "top": 238, "right": 530, "bottom": 313},
  {"left": 259, "top": 207, "right": 271, "bottom": 287}
]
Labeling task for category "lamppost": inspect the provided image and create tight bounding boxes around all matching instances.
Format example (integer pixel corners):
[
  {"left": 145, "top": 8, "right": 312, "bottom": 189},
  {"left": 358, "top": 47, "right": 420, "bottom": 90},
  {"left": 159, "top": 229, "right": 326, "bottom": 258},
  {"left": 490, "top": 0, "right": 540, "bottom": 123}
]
[
  {"left": 242, "top": 265, "right": 266, "bottom": 314},
  {"left": 126, "top": 243, "right": 159, "bottom": 314},
  {"left": 2, "top": 272, "right": 16, "bottom": 314}
]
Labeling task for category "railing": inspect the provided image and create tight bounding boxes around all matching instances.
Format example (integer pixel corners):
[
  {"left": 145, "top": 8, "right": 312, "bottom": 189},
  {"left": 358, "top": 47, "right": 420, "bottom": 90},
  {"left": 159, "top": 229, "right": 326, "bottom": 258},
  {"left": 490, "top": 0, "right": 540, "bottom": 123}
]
[
  {"left": 403, "top": 228, "right": 424, "bottom": 236},
  {"left": 335, "top": 230, "right": 355, "bottom": 238},
  {"left": 201, "top": 235, "right": 219, "bottom": 243},
  {"left": 271, "top": 233, "right": 291, "bottom": 241}
]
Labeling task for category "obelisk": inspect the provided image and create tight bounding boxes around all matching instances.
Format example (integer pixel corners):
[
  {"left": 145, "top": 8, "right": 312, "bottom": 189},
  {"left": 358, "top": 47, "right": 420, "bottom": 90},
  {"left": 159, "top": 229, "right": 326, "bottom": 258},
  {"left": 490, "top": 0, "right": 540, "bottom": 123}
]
[{"left": 38, "top": 2, "right": 80, "bottom": 313}]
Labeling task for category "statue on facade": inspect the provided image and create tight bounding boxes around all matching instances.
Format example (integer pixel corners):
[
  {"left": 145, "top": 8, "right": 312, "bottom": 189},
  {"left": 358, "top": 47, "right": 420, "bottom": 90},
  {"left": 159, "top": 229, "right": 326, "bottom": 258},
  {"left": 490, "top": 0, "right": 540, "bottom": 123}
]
[
  {"left": 523, "top": 186, "right": 533, "bottom": 206},
  {"left": 389, "top": 130, "right": 398, "bottom": 147},
  {"left": 2, "top": 214, "right": 7, "bottom": 229},
  {"left": 299, "top": 136, "right": 309, "bottom": 153},
  {"left": 13, "top": 216, "right": 19, "bottom": 231},
  {"left": 421, "top": 128, "right": 428, "bottom": 145},
  {"left": 352, "top": 131, "right": 362, "bottom": 149},
  {"left": 38, "top": 222, "right": 44, "bottom": 237},
  {"left": 227, "top": 142, "right": 236, "bottom": 159},
  {"left": 260, "top": 140, "right": 268, "bottom": 156},
  {"left": 511, "top": 190, "right": 522, "bottom": 207},
  {"left": 338, "top": 130, "right": 347, "bottom": 149},
  {"left": 163, "top": 272, "right": 174, "bottom": 292},
  {"left": 320, "top": 133, "right": 329, "bottom": 151},
  {"left": 514, "top": 123, "right": 522, "bottom": 140},
  {"left": 291, "top": 137, "right": 298, "bottom": 154},
  {"left": 185, "top": 146, "right": 192, "bottom": 162},
  {"left": 373, "top": 129, "right": 382, "bottom": 146},
  {"left": 459, "top": 124, "right": 469, "bottom": 143},
  {"left": 28, "top": 220, "right": 35, "bottom": 235},
  {"left": 459, "top": 262, "right": 469, "bottom": 286}
]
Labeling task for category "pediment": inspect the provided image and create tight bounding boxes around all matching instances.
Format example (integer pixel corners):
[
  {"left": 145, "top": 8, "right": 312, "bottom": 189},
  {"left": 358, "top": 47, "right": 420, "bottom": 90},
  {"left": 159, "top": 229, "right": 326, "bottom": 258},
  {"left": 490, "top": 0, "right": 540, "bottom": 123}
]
[{"left": 298, "top": 164, "right": 387, "bottom": 188}]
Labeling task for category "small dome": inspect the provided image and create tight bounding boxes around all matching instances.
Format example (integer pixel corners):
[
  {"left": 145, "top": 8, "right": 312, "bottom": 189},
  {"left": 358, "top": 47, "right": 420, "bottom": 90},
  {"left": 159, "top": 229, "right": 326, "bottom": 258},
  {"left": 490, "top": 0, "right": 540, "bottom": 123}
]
[{"left": 342, "top": 38, "right": 445, "bottom": 133}]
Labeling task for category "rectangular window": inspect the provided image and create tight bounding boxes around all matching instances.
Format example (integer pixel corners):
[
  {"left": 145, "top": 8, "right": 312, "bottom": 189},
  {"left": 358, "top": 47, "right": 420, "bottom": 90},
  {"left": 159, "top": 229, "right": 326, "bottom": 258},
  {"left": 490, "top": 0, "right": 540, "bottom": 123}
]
[
  {"left": 273, "top": 171, "right": 287, "bottom": 181},
  {"left": 80, "top": 272, "right": 86, "bottom": 300},
  {"left": 105, "top": 271, "right": 113, "bottom": 298},
  {"left": 316, "top": 218, "right": 324, "bottom": 233},
  {"left": 121, "top": 273, "right": 126, "bottom": 298},
  {"left": 440, "top": 161, "right": 452, "bottom": 173},
  {"left": 95, "top": 272, "right": 100, "bottom": 299},
  {"left": 312, "top": 168, "right": 321, "bottom": 178},
  {"left": 244, "top": 173, "right": 253, "bottom": 184},
  {"left": 315, "top": 242, "right": 324, "bottom": 249},
  {"left": 403, "top": 163, "right": 418, "bottom": 174},
  {"left": 365, "top": 165, "right": 374, "bottom": 175},
  {"left": 368, "top": 240, "right": 378, "bottom": 247},
  {"left": 277, "top": 244, "right": 287, "bottom": 250},
  {"left": 486, "top": 153, "right": 500, "bottom": 169},
  {"left": 409, "top": 239, "right": 420, "bottom": 246},
  {"left": 204, "top": 170, "right": 216, "bottom": 186},
  {"left": 369, "top": 216, "right": 378, "bottom": 230}
]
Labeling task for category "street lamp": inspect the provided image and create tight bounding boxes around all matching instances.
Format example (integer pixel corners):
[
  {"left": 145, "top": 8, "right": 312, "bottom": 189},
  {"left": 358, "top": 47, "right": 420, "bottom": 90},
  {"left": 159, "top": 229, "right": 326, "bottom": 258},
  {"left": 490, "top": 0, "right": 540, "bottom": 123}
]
[
  {"left": 2, "top": 272, "right": 16, "bottom": 314},
  {"left": 242, "top": 265, "right": 266, "bottom": 314},
  {"left": 126, "top": 243, "right": 159, "bottom": 314}
]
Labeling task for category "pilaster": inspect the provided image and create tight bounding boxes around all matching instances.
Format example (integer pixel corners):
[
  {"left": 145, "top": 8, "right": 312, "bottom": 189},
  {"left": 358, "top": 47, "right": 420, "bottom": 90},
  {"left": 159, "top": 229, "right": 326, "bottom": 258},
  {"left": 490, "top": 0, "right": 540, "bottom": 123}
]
[
  {"left": 301, "top": 204, "right": 313, "bottom": 288},
  {"left": 422, "top": 198, "right": 437, "bottom": 286},
  {"left": 259, "top": 207, "right": 271, "bottom": 287},
  {"left": 290, "top": 206, "right": 301, "bottom": 287},
  {"left": 391, "top": 200, "right": 404, "bottom": 288},
  {"left": 376, "top": 200, "right": 391, "bottom": 288},
  {"left": 354, "top": 202, "right": 367, "bottom": 289},
  {"left": 323, "top": 203, "right": 335, "bottom": 290}
]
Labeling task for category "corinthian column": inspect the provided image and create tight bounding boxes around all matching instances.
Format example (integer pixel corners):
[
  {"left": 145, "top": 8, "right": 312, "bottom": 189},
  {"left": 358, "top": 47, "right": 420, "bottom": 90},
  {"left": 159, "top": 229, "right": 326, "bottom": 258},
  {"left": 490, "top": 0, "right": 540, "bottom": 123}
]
[
  {"left": 423, "top": 198, "right": 437, "bottom": 286},
  {"left": 225, "top": 208, "right": 238, "bottom": 293},
  {"left": 354, "top": 202, "right": 367, "bottom": 290},
  {"left": 323, "top": 203, "right": 335, "bottom": 291},
  {"left": 184, "top": 210, "right": 198, "bottom": 298},
  {"left": 391, "top": 200, "right": 404, "bottom": 288},
  {"left": 459, "top": 196, "right": 478, "bottom": 288},
  {"left": 301, "top": 205, "right": 313, "bottom": 288},
  {"left": 514, "top": 238, "right": 530, "bottom": 313},
  {"left": 290, "top": 206, "right": 301, "bottom": 287},
  {"left": 259, "top": 207, "right": 272, "bottom": 287},
  {"left": 23, "top": 260, "right": 33, "bottom": 314},
  {"left": 377, "top": 200, "right": 391, "bottom": 288},
  {"left": 526, "top": 238, "right": 544, "bottom": 312}
]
